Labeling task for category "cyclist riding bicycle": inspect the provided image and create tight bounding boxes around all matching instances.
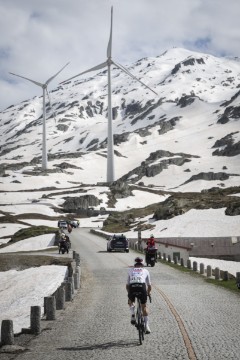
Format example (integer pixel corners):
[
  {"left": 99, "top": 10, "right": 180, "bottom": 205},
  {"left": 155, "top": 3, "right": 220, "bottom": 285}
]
[{"left": 126, "top": 256, "right": 152, "bottom": 334}]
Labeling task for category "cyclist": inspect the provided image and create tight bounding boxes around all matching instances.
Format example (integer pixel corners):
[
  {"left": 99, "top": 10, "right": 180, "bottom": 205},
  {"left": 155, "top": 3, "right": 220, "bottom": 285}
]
[
  {"left": 146, "top": 234, "right": 155, "bottom": 250},
  {"left": 126, "top": 257, "right": 152, "bottom": 334},
  {"left": 145, "top": 234, "right": 157, "bottom": 263}
]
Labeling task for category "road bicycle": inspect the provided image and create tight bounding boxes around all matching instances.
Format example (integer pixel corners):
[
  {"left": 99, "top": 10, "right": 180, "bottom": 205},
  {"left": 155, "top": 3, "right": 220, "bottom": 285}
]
[{"left": 135, "top": 294, "right": 152, "bottom": 345}]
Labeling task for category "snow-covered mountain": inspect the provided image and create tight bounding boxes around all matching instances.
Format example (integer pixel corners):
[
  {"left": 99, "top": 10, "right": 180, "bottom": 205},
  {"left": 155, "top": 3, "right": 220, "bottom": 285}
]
[
  {"left": 1, "top": 48, "right": 239, "bottom": 187},
  {"left": 0, "top": 47, "right": 239, "bottom": 238}
]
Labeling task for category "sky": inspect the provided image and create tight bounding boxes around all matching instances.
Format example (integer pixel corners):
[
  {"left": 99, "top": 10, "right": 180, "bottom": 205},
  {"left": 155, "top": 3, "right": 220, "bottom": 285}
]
[
  {"left": 0, "top": 230, "right": 239, "bottom": 340},
  {"left": 1, "top": 0, "right": 240, "bottom": 110}
]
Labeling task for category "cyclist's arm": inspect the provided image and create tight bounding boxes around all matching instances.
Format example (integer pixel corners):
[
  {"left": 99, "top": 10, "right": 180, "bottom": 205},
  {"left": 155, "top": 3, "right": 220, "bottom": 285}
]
[
  {"left": 147, "top": 284, "right": 152, "bottom": 295},
  {"left": 145, "top": 270, "right": 152, "bottom": 295},
  {"left": 126, "top": 272, "right": 130, "bottom": 292}
]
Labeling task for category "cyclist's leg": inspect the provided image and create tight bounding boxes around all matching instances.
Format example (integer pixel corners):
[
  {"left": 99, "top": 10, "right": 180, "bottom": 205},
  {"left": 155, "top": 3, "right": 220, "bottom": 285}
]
[
  {"left": 141, "top": 303, "right": 148, "bottom": 316},
  {"left": 128, "top": 287, "right": 136, "bottom": 324},
  {"left": 140, "top": 287, "right": 151, "bottom": 333}
]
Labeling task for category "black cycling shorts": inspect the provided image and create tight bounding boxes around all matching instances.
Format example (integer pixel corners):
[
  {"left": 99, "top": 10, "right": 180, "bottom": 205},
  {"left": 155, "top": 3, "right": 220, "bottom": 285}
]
[{"left": 128, "top": 283, "right": 147, "bottom": 304}]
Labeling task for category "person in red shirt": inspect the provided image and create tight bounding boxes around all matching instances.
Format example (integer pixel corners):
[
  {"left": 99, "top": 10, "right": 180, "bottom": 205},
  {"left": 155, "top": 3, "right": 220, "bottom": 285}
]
[
  {"left": 146, "top": 235, "right": 155, "bottom": 250},
  {"left": 145, "top": 235, "right": 157, "bottom": 264}
]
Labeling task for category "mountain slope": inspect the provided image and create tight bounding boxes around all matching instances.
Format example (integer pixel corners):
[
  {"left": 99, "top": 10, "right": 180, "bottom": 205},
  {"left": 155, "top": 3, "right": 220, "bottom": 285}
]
[{"left": 0, "top": 47, "right": 239, "bottom": 238}]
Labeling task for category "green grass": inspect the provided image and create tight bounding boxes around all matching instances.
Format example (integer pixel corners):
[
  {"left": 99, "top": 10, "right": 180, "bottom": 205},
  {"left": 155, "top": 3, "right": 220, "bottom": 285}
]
[
  {"left": 10, "top": 226, "right": 58, "bottom": 243},
  {"left": 158, "top": 259, "right": 240, "bottom": 295}
]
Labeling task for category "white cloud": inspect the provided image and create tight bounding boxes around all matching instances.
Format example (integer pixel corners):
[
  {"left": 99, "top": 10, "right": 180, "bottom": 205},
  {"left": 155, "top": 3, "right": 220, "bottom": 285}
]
[{"left": 1, "top": 0, "right": 240, "bottom": 110}]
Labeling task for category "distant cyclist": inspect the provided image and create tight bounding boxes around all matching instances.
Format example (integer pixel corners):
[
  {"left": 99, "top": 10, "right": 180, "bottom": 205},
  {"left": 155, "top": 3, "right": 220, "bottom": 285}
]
[
  {"left": 146, "top": 234, "right": 155, "bottom": 250},
  {"left": 126, "top": 257, "right": 152, "bottom": 334},
  {"left": 145, "top": 234, "right": 157, "bottom": 263}
]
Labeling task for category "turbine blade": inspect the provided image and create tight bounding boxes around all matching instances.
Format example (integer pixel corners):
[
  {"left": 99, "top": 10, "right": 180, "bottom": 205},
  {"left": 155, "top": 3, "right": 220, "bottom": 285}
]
[
  {"left": 45, "top": 62, "right": 70, "bottom": 85},
  {"left": 112, "top": 61, "right": 158, "bottom": 96},
  {"left": 9, "top": 72, "right": 43, "bottom": 87},
  {"left": 60, "top": 61, "right": 107, "bottom": 84},
  {"left": 107, "top": 6, "right": 113, "bottom": 58}
]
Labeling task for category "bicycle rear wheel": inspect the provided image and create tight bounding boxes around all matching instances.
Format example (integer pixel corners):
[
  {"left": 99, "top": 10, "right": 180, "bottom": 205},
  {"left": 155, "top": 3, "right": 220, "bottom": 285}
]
[
  {"left": 137, "top": 299, "right": 144, "bottom": 345},
  {"left": 141, "top": 316, "right": 145, "bottom": 341}
]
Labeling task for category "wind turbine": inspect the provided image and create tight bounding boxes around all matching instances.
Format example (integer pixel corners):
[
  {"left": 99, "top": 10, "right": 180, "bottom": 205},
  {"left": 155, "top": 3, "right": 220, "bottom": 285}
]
[
  {"left": 9, "top": 62, "right": 69, "bottom": 171},
  {"left": 61, "top": 7, "right": 157, "bottom": 183}
]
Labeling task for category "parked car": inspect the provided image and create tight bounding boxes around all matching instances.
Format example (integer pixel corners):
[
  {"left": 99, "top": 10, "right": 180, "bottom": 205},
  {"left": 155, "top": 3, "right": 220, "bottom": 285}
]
[
  {"left": 107, "top": 234, "right": 129, "bottom": 253},
  {"left": 58, "top": 220, "right": 68, "bottom": 229}
]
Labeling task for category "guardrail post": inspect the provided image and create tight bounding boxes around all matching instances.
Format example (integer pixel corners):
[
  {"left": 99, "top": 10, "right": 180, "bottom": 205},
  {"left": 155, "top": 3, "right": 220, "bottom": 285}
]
[
  {"left": 163, "top": 253, "right": 166, "bottom": 261},
  {"left": 214, "top": 267, "right": 220, "bottom": 280},
  {"left": 193, "top": 261, "right": 198, "bottom": 272},
  {"left": 167, "top": 255, "right": 171, "bottom": 263},
  {"left": 68, "top": 277, "right": 74, "bottom": 294},
  {"left": 1, "top": 320, "right": 14, "bottom": 345},
  {"left": 223, "top": 271, "right": 229, "bottom": 281},
  {"left": 75, "top": 253, "right": 80, "bottom": 266},
  {"left": 187, "top": 259, "right": 191, "bottom": 269},
  {"left": 200, "top": 263, "right": 205, "bottom": 275},
  {"left": 236, "top": 272, "right": 240, "bottom": 289},
  {"left": 173, "top": 256, "right": 178, "bottom": 264},
  {"left": 30, "top": 306, "right": 41, "bottom": 334},
  {"left": 74, "top": 272, "right": 80, "bottom": 290},
  {"left": 180, "top": 258, "right": 184, "bottom": 267},
  {"left": 76, "top": 266, "right": 81, "bottom": 287},
  {"left": 45, "top": 296, "right": 56, "bottom": 320},
  {"left": 56, "top": 286, "right": 65, "bottom": 310},
  {"left": 65, "top": 281, "right": 73, "bottom": 301},
  {"left": 207, "top": 265, "right": 212, "bottom": 278},
  {"left": 76, "top": 265, "right": 81, "bottom": 276},
  {"left": 44, "top": 297, "right": 47, "bottom": 315}
]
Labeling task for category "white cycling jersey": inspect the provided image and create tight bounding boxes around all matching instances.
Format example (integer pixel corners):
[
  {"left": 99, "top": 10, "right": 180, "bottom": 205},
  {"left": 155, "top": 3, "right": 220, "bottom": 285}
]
[{"left": 127, "top": 266, "right": 151, "bottom": 286}]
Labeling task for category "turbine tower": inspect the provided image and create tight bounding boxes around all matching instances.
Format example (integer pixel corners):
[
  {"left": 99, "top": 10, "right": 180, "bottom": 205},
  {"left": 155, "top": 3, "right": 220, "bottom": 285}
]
[
  {"left": 61, "top": 7, "right": 157, "bottom": 183},
  {"left": 9, "top": 62, "right": 69, "bottom": 170}
]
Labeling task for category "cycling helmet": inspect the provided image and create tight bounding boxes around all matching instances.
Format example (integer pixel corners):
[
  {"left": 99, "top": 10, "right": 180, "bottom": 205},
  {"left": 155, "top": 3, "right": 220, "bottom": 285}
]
[{"left": 134, "top": 257, "right": 143, "bottom": 263}]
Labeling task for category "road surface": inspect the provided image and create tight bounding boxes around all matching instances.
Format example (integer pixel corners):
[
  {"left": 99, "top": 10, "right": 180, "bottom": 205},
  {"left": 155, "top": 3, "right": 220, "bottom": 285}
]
[{"left": 4, "top": 228, "right": 240, "bottom": 360}]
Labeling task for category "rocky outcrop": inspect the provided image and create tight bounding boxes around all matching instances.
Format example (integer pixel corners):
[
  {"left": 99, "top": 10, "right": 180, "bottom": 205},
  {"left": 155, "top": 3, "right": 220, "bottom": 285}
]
[
  {"left": 171, "top": 57, "right": 205, "bottom": 75},
  {"left": 177, "top": 95, "right": 195, "bottom": 108},
  {"left": 106, "top": 181, "right": 134, "bottom": 208},
  {"left": 56, "top": 123, "right": 69, "bottom": 132},
  {"left": 182, "top": 171, "right": 239, "bottom": 185},
  {"left": 102, "top": 211, "right": 136, "bottom": 232},
  {"left": 53, "top": 162, "right": 82, "bottom": 170},
  {"left": 130, "top": 98, "right": 163, "bottom": 125},
  {"left": 153, "top": 189, "right": 240, "bottom": 220},
  {"left": 217, "top": 105, "right": 240, "bottom": 124},
  {"left": 113, "top": 132, "right": 130, "bottom": 145},
  {"left": 225, "top": 203, "right": 240, "bottom": 216},
  {"left": 158, "top": 117, "right": 181, "bottom": 135},
  {"left": 118, "top": 150, "right": 199, "bottom": 183},
  {"left": 212, "top": 132, "right": 240, "bottom": 156},
  {"left": 221, "top": 90, "right": 240, "bottom": 108},
  {"left": 61, "top": 195, "right": 101, "bottom": 212},
  {"left": 103, "top": 186, "right": 240, "bottom": 232},
  {"left": 110, "top": 181, "right": 133, "bottom": 199}
]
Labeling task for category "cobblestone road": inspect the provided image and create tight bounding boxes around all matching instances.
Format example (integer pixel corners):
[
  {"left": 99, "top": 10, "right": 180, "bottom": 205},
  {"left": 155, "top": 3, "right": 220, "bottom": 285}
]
[{"left": 2, "top": 228, "right": 240, "bottom": 360}]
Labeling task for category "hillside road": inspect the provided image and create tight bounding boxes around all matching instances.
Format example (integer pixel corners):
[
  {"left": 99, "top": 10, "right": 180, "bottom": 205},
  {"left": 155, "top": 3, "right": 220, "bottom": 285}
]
[{"left": 4, "top": 228, "right": 240, "bottom": 360}]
